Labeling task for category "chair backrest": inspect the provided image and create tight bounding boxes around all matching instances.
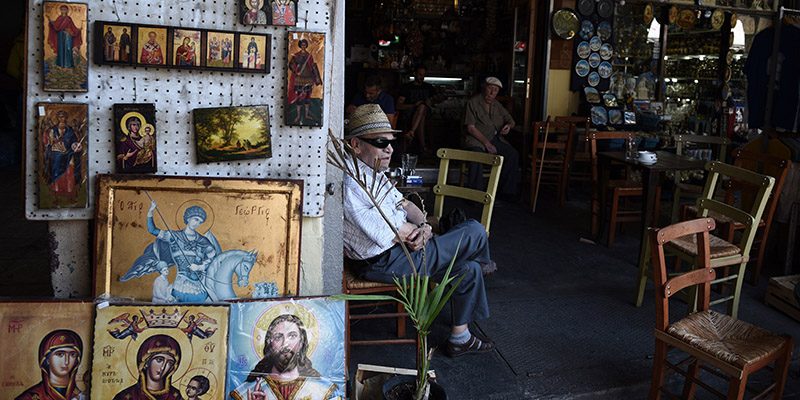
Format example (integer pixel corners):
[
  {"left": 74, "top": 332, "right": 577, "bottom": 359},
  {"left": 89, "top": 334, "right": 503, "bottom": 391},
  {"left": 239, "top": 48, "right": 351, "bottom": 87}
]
[
  {"left": 726, "top": 149, "right": 791, "bottom": 228},
  {"left": 587, "top": 131, "right": 636, "bottom": 184},
  {"left": 674, "top": 134, "right": 731, "bottom": 163},
  {"left": 554, "top": 116, "right": 591, "bottom": 160},
  {"left": 695, "top": 161, "right": 775, "bottom": 257},
  {"left": 650, "top": 218, "right": 716, "bottom": 331},
  {"left": 433, "top": 148, "right": 503, "bottom": 235},
  {"left": 531, "top": 121, "right": 576, "bottom": 167}
]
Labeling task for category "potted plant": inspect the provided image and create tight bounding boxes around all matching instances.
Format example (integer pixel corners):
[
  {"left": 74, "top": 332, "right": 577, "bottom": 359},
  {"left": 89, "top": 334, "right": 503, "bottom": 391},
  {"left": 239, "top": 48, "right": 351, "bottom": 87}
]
[{"left": 327, "top": 130, "right": 463, "bottom": 400}]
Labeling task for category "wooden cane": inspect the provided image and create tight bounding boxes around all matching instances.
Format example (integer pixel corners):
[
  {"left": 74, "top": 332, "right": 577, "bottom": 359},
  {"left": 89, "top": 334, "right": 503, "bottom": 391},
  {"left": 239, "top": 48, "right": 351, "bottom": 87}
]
[{"left": 532, "top": 117, "right": 551, "bottom": 213}]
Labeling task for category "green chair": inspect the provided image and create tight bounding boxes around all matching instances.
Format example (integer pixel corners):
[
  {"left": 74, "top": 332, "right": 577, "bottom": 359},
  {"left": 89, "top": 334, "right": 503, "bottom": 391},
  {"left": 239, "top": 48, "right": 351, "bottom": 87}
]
[
  {"left": 670, "top": 134, "right": 731, "bottom": 222},
  {"left": 430, "top": 148, "right": 503, "bottom": 236},
  {"left": 634, "top": 161, "right": 774, "bottom": 318}
]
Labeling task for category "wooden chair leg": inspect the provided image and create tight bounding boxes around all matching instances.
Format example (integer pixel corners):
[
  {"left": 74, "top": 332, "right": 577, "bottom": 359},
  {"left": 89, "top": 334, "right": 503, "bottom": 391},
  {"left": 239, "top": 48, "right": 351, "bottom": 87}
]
[
  {"left": 681, "top": 359, "right": 701, "bottom": 399},
  {"left": 608, "top": 190, "right": 620, "bottom": 248},
  {"left": 751, "top": 227, "right": 768, "bottom": 285},
  {"left": 634, "top": 238, "right": 650, "bottom": 307},
  {"left": 773, "top": 338, "right": 793, "bottom": 398},
  {"left": 726, "top": 375, "right": 747, "bottom": 400},
  {"left": 727, "top": 262, "right": 747, "bottom": 319},
  {"left": 648, "top": 340, "right": 668, "bottom": 400}
]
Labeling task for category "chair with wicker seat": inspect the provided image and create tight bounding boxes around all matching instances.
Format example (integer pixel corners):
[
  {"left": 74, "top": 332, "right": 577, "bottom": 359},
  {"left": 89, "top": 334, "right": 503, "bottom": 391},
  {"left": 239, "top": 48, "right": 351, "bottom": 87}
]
[
  {"left": 647, "top": 217, "right": 793, "bottom": 400},
  {"left": 343, "top": 259, "right": 416, "bottom": 364},
  {"left": 554, "top": 116, "right": 591, "bottom": 191},
  {"left": 680, "top": 149, "right": 791, "bottom": 286},
  {"left": 589, "top": 131, "right": 660, "bottom": 247},
  {"left": 670, "top": 134, "right": 731, "bottom": 222},
  {"left": 634, "top": 161, "right": 774, "bottom": 318}
]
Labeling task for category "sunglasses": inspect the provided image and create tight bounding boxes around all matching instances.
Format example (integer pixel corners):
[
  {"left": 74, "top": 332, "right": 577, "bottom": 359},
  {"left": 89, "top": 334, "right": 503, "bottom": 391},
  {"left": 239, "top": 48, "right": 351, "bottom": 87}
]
[{"left": 358, "top": 137, "right": 396, "bottom": 149}]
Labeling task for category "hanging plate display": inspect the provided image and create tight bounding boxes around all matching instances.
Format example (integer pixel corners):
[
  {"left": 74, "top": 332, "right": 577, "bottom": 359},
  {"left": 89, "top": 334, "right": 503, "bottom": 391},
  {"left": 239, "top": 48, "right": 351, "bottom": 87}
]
[
  {"left": 589, "top": 53, "right": 601, "bottom": 68},
  {"left": 677, "top": 9, "right": 696, "bottom": 29},
  {"left": 608, "top": 109, "right": 622, "bottom": 125},
  {"left": 588, "top": 71, "right": 600, "bottom": 87},
  {"left": 580, "top": 20, "right": 594, "bottom": 40},
  {"left": 603, "top": 93, "right": 617, "bottom": 107},
  {"left": 577, "top": 41, "right": 591, "bottom": 58},
  {"left": 726, "top": 51, "right": 733, "bottom": 64},
  {"left": 598, "top": 61, "right": 613, "bottom": 78},
  {"left": 597, "top": 21, "right": 612, "bottom": 41},
  {"left": 722, "top": 83, "right": 731, "bottom": 100},
  {"left": 599, "top": 43, "right": 613, "bottom": 59},
  {"left": 731, "top": 12, "right": 738, "bottom": 28},
  {"left": 644, "top": 4, "right": 654, "bottom": 25},
  {"left": 591, "top": 106, "right": 608, "bottom": 125},
  {"left": 577, "top": 0, "right": 595, "bottom": 16},
  {"left": 597, "top": 0, "right": 614, "bottom": 19},
  {"left": 575, "top": 59, "right": 590, "bottom": 77},
  {"left": 724, "top": 66, "right": 731, "bottom": 82},
  {"left": 590, "top": 36, "right": 602, "bottom": 51},
  {"left": 669, "top": 5, "right": 678, "bottom": 24},
  {"left": 552, "top": 8, "right": 580, "bottom": 40},
  {"left": 584, "top": 87, "right": 601, "bottom": 103},
  {"left": 711, "top": 9, "right": 725, "bottom": 30}
]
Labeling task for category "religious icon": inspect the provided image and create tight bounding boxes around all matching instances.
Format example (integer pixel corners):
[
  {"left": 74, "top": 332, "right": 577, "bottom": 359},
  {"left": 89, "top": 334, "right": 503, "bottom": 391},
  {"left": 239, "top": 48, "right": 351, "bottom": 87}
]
[
  {"left": 286, "top": 32, "right": 325, "bottom": 127},
  {"left": 96, "top": 22, "right": 133, "bottom": 65},
  {"left": 194, "top": 105, "right": 272, "bottom": 163},
  {"left": 42, "top": 2, "right": 88, "bottom": 91},
  {"left": 136, "top": 25, "right": 168, "bottom": 66},
  {"left": 204, "top": 31, "right": 235, "bottom": 70},
  {"left": 241, "top": 0, "right": 269, "bottom": 25},
  {"left": 226, "top": 298, "right": 346, "bottom": 400},
  {"left": 114, "top": 103, "right": 157, "bottom": 173},
  {"left": 94, "top": 175, "right": 302, "bottom": 302},
  {"left": 237, "top": 33, "right": 270, "bottom": 73},
  {"left": 172, "top": 29, "right": 201, "bottom": 67},
  {"left": 269, "top": 0, "right": 297, "bottom": 26},
  {"left": 90, "top": 304, "right": 229, "bottom": 400},
  {"left": 0, "top": 301, "right": 94, "bottom": 400},
  {"left": 36, "top": 103, "right": 87, "bottom": 209}
]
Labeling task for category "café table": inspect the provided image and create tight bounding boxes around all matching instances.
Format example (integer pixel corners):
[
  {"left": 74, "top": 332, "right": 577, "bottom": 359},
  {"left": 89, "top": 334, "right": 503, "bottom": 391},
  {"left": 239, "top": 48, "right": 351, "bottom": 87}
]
[{"left": 596, "top": 151, "right": 707, "bottom": 267}]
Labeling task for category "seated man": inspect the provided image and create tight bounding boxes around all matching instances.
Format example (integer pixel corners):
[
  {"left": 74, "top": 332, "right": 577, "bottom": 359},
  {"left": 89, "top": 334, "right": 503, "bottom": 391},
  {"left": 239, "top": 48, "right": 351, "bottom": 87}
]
[
  {"left": 346, "top": 74, "right": 395, "bottom": 122},
  {"left": 463, "top": 76, "right": 520, "bottom": 197},
  {"left": 396, "top": 65, "right": 437, "bottom": 153},
  {"left": 342, "top": 104, "right": 496, "bottom": 358}
]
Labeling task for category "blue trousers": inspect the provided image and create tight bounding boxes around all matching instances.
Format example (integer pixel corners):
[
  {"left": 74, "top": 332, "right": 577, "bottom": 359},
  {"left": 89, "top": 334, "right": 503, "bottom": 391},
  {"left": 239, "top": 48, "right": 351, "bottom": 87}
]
[
  {"left": 466, "top": 136, "right": 520, "bottom": 196},
  {"left": 360, "top": 219, "right": 490, "bottom": 326}
]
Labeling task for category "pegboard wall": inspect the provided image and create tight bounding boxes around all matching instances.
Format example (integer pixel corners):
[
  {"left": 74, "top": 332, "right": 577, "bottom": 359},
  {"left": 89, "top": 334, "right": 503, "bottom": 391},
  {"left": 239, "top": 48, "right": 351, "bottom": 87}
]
[{"left": 25, "top": 0, "right": 338, "bottom": 220}]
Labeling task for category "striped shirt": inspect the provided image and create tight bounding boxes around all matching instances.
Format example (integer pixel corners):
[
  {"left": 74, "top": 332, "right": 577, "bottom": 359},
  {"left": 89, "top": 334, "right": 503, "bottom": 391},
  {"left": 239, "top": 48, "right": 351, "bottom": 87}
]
[{"left": 343, "top": 159, "right": 407, "bottom": 260}]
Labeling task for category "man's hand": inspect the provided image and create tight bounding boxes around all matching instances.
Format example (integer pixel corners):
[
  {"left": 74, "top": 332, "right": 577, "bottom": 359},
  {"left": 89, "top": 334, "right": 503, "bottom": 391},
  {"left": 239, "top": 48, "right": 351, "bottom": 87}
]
[
  {"left": 499, "top": 124, "right": 511, "bottom": 135},
  {"left": 71, "top": 142, "right": 83, "bottom": 152},
  {"left": 247, "top": 378, "right": 267, "bottom": 400},
  {"left": 156, "top": 230, "right": 171, "bottom": 241},
  {"left": 485, "top": 141, "right": 498, "bottom": 154},
  {"left": 148, "top": 200, "right": 157, "bottom": 216},
  {"left": 345, "top": 104, "right": 356, "bottom": 116},
  {"left": 404, "top": 224, "right": 431, "bottom": 251}
]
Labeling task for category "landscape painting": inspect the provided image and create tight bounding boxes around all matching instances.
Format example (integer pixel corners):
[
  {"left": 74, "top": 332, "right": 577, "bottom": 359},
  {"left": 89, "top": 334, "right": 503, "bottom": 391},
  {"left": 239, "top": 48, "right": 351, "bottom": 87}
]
[
  {"left": 36, "top": 102, "right": 88, "bottom": 209},
  {"left": 193, "top": 105, "right": 271, "bottom": 163},
  {"left": 114, "top": 103, "right": 157, "bottom": 173},
  {"left": 286, "top": 31, "right": 324, "bottom": 126},
  {"left": 94, "top": 175, "right": 302, "bottom": 303},
  {"left": 91, "top": 304, "right": 229, "bottom": 400},
  {"left": 43, "top": 1, "right": 88, "bottom": 91},
  {"left": 0, "top": 301, "right": 94, "bottom": 400}
]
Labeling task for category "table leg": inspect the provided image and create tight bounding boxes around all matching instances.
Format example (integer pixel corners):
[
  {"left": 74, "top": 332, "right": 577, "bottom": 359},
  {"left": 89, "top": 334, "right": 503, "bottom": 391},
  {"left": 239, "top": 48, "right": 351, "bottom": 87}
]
[{"left": 594, "top": 157, "right": 612, "bottom": 244}]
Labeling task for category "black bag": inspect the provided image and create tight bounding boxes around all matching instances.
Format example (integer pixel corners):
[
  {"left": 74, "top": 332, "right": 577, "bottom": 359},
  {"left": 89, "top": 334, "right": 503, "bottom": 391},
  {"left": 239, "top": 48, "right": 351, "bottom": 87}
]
[{"left": 438, "top": 207, "right": 467, "bottom": 234}]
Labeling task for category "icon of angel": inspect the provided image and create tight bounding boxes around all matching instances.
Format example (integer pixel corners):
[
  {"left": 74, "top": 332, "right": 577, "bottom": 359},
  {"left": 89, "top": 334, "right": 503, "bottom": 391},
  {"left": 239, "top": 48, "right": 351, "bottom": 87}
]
[
  {"left": 181, "top": 312, "right": 218, "bottom": 342},
  {"left": 107, "top": 313, "right": 146, "bottom": 340}
]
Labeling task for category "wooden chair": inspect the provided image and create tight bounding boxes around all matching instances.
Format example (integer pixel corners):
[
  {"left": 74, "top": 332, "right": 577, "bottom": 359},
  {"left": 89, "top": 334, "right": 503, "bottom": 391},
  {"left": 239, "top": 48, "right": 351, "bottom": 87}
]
[
  {"left": 647, "top": 217, "right": 793, "bottom": 400},
  {"left": 681, "top": 149, "right": 791, "bottom": 285},
  {"left": 431, "top": 148, "right": 503, "bottom": 236},
  {"left": 554, "top": 116, "right": 591, "bottom": 189},
  {"left": 670, "top": 134, "right": 731, "bottom": 222},
  {"left": 635, "top": 161, "right": 774, "bottom": 318},
  {"left": 529, "top": 121, "right": 576, "bottom": 210},
  {"left": 343, "top": 258, "right": 416, "bottom": 364},
  {"left": 589, "top": 131, "right": 660, "bottom": 248}
]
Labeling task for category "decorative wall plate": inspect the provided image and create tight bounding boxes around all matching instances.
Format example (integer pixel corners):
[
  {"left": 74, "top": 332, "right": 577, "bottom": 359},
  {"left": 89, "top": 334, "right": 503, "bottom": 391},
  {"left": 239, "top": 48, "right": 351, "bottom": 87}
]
[
  {"left": 597, "top": 21, "right": 612, "bottom": 41},
  {"left": 711, "top": 9, "right": 725, "bottom": 30},
  {"left": 678, "top": 9, "right": 696, "bottom": 29},
  {"left": 669, "top": 5, "right": 678, "bottom": 24},
  {"left": 590, "top": 36, "right": 602, "bottom": 51},
  {"left": 731, "top": 13, "right": 738, "bottom": 28},
  {"left": 577, "top": 41, "right": 591, "bottom": 58},
  {"left": 608, "top": 109, "right": 622, "bottom": 124},
  {"left": 580, "top": 20, "right": 594, "bottom": 40},
  {"left": 726, "top": 51, "right": 733, "bottom": 64},
  {"left": 722, "top": 83, "right": 731, "bottom": 100},
  {"left": 591, "top": 106, "right": 607, "bottom": 125},
  {"left": 599, "top": 61, "right": 613, "bottom": 78},
  {"left": 724, "top": 66, "right": 731, "bottom": 82},
  {"left": 603, "top": 93, "right": 617, "bottom": 107},
  {"left": 589, "top": 53, "right": 601, "bottom": 68},
  {"left": 576, "top": 59, "right": 590, "bottom": 77},
  {"left": 584, "top": 87, "right": 600, "bottom": 103},
  {"left": 599, "top": 43, "right": 613, "bottom": 60},
  {"left": 644, "top": 4, "right": 654, "bottom": 25},
  {"left": 552, "top": 9, "right": 580, "bottom": 40},
  {"left": 578, "top": 0, "right": 594, "bottom": 16},
  {"left": 588, "top": 71, "right": 600, "bottom": 87},
  {"left": 597, "top": 0, "right": 614, "bottom": 19}
]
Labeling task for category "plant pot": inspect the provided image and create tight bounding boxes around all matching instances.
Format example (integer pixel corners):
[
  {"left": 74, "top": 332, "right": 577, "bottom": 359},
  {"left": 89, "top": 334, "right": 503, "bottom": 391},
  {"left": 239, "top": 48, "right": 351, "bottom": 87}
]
[{"left": 382, "top": 374, "right": 447, "bottom": 400}]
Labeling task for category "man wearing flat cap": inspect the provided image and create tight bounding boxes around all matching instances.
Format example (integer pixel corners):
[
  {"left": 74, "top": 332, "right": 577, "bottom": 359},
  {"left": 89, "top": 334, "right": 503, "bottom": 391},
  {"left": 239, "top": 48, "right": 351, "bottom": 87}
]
[
  {"left": 342, "top": 104, "right": 496, "bottom": 358},
  {"left": 463, "top": 76, "right": 520, "bottom": 197}
]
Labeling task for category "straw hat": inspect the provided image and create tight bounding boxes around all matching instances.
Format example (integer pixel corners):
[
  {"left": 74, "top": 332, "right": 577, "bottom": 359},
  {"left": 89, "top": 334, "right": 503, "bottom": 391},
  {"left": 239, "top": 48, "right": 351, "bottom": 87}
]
[
  {"left": 344, "top": 104, "right": 401, "bottom": 139},
  {"left": 485, "top": 76, "right": 503, "bottom": 88}
]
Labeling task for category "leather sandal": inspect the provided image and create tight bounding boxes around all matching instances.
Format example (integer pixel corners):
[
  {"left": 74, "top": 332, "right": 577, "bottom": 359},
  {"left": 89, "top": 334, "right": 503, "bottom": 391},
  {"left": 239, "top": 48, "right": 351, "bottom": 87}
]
[
  {"left": 480, "top": 260, "right": 497, "bottom": 277},
  {"left": 446, "top": 334, "right": 495, "bottom": 358}
]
